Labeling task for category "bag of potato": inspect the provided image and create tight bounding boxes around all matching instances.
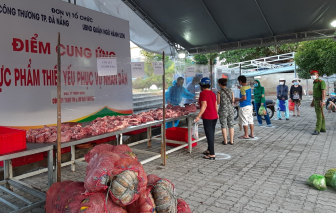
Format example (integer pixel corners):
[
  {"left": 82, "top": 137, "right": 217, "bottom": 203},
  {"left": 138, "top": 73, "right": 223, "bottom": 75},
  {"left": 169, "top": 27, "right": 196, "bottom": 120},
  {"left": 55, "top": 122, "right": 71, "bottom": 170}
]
[
  {"left": 108, "top": 157, "right": 147, "bottom": 207},
  {"left": 147, "top": 174, "right": 177, "bottom": 213},
  {"left": 127, "top": 188, "right": 156, "bottom": 213},
  {"left": 45, "top": 181, "right": 126, "bottom": 213}
]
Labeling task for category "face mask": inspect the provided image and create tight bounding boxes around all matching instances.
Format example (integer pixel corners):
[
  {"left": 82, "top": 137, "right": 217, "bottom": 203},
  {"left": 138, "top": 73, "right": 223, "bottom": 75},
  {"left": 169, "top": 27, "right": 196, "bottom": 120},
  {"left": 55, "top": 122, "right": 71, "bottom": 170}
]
[
  {"left": 280, "top": 82, "right": 284, "bottom": 85},
  {"left": 254, "top": 83, "right": 258, "bottom": 87},
  {"left": 294, "top": 82, "right": 298, "bottom": 86},
  {"left": 311, "top": 75, "right": 317, "bottom": 80}
]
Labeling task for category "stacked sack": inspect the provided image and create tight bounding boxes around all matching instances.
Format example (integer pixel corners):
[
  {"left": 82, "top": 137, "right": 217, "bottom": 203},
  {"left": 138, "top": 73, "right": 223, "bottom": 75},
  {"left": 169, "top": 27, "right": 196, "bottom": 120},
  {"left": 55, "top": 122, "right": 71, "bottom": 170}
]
[{"left": 45, "top": 144, "right": 191, "bottom": 213}]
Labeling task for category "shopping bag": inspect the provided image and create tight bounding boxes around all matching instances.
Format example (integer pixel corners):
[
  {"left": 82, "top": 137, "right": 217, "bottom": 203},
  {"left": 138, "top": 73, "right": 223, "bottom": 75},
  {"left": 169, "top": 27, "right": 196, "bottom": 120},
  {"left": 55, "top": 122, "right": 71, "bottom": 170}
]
[
  {"left": 288, "top": 100, "right": 295, "bottom": 111},
  {"left": 258, "top": 105, "right": 267, "bottom": 116},
  {"left": 191, "top": 122, "right": 199, "bottom": 139},
  {"left": 278, "top": 100, "right": 286, "bottom": 111}
]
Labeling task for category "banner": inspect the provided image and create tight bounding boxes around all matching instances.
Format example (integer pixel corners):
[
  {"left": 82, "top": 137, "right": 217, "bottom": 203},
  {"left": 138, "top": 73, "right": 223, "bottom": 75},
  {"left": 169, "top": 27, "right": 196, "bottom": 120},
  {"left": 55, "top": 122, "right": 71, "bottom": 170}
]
[{"left": 0, "top": 0, "right": 132, "bottom": 128}]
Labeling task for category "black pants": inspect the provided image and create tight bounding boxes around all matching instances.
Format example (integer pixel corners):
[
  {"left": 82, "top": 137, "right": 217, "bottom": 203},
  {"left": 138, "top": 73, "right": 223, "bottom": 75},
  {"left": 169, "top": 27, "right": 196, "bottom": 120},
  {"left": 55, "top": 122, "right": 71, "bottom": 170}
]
[{"left": 203, "top": 119, "right": 218, "bottom": 155}]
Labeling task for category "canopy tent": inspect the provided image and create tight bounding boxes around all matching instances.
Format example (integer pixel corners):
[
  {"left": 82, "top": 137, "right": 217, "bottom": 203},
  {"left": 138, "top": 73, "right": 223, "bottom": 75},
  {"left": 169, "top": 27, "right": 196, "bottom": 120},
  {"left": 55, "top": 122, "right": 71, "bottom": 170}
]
[{"left": 67, "top": 0, "right": 336, "bottom": 55}]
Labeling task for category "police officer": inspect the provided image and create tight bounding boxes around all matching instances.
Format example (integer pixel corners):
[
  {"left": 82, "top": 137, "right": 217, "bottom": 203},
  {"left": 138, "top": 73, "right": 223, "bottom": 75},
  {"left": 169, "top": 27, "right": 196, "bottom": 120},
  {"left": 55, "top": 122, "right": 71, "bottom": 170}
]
[{"left": 310, "top": 70, "right": 326, "bottom": 135}]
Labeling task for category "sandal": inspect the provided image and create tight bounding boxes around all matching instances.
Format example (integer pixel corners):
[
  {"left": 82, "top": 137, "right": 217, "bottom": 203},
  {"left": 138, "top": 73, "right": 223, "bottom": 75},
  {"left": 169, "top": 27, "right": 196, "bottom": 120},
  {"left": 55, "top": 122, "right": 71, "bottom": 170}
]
[
  {"left": 222, "top": 141, "right": 228, "bottom": 145},
  {"left": 203, "top": 155, "right": 215, "bottom": 160},
  {"left": 229, "top": 140, "right": 234, "bottom": 145},
  {"left": 238, "top": 136, "right": 249, "bottom": 139},
  {"left": 203, "top": 150, "right": 210, "bottom": 155},
  {"left": 249, "top": 135, "right": 255, "bottom": 138}
]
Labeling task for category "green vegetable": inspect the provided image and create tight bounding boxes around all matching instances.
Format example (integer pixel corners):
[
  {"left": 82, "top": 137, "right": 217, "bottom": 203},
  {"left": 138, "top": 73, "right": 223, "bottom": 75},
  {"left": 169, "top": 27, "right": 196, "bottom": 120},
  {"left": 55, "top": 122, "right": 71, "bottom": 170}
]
[
  {"left": 324, "top": 168, "right": 336, "bottom": 188},
  {"left": 307, "top": 174, "right": 327, "bottom": 190},
  {"left": 258, "top": 106, "right": 266, "bottom": 116}
]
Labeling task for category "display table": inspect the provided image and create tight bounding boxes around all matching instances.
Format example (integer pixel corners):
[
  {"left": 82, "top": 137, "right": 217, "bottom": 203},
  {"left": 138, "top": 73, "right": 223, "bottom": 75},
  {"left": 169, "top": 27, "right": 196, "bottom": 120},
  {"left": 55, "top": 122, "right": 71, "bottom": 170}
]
[{"left": 0, "top": 143, "right": 53, "bottom": 213}]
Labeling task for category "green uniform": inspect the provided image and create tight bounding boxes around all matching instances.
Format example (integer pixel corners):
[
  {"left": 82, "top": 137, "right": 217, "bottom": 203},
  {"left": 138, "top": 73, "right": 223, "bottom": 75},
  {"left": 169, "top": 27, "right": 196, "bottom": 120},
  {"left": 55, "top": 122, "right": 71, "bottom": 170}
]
[{"left": 313, "top": 79, "right": 326, "bottom": 132}]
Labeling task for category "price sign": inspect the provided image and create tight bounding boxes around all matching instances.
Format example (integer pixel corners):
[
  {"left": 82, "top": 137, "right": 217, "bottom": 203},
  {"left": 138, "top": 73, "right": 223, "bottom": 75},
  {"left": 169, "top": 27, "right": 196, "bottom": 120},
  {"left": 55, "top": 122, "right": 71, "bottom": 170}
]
[
  {"left": 97, "top": 58, "right": 118, "bottom": 76},
  {"left": 152, "top": 61, "right": 163, "bottom": 75},
  {"left": 186, "top": 66, "right": 195, "bottom": 77},
  {"left": 131, "top": 62, "right": 145, "bottom": 78},
  {"left": 203, "top": 67, "right": 209, "bottom": 78}
]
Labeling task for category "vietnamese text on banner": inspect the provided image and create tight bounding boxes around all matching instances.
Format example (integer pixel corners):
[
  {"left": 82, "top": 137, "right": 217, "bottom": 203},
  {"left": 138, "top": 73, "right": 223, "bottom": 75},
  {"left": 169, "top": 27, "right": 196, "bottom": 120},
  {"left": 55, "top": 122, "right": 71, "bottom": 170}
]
[
  {"left": 152, "top": 61, "right": 163, "bottom": 75},
  {"left": 131, "top": 62, "right": 145, "bottom": 78},
  {"left": 97, "top": 58, "right": 118, "bottom": 76}
]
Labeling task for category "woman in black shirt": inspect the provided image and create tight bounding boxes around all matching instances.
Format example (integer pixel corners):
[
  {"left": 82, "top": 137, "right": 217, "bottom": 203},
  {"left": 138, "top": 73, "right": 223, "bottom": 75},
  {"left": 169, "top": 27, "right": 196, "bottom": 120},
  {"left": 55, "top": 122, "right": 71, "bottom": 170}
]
[{"left": 290, "top": 78, "right": 303, "bottom": 116}]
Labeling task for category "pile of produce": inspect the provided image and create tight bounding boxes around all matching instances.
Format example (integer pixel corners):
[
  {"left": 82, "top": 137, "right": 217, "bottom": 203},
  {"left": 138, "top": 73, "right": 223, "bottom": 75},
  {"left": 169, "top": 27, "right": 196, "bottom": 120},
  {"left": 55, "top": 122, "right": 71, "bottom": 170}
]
[
  {"left": 307, "top": 168, "right": 336, "bottom": 190},
  {"left": 26, "top": 104, "right": 197, "bottom": 143},
  {"left": 46, "top": 144, "right": 191, "bottom": 213}
]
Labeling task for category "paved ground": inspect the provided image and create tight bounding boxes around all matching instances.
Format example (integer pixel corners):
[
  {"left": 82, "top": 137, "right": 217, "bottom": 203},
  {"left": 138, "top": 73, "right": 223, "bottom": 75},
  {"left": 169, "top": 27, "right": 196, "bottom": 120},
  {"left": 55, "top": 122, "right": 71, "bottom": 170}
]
[{"left": 1, "top": 97, "right": 336, "bottom": 213}]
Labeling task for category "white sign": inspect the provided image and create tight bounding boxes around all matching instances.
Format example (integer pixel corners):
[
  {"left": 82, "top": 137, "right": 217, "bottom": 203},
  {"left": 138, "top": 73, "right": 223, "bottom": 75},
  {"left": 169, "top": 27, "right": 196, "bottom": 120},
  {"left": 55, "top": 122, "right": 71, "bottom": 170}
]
[
  {"left": 152, "top": 61, "right": 163, "bottom": 75},
  {"left": 217, "top": 69, "right": 222, "bottom": 79},
  {"left": 230, "top": 70, "right": 236, "bottom": 80},
  {"left": 97, "top": 58, "right": 117, "bottom": 76},
  {"left": 0, "top": 0, "right": 132, "bottom": 128},
  {"left": 186, "top": 66, "right": 195, "bottom": 77},
  {"left": 131, "top": 62, "right": 145, "bottom": 78},
  {"left": 203, "top": 67, "right": 209, "bottom": 78}
]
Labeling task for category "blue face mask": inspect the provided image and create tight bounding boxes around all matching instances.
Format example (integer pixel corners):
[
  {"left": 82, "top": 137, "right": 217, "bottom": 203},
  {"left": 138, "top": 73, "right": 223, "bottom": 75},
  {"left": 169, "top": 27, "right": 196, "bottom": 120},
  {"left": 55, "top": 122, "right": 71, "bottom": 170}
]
[
  {"left": 254, "top": 83, "right": 258, "bottom": 87},
  {"left": 294, "top": 82, "right": 298, "bottom": 86}
]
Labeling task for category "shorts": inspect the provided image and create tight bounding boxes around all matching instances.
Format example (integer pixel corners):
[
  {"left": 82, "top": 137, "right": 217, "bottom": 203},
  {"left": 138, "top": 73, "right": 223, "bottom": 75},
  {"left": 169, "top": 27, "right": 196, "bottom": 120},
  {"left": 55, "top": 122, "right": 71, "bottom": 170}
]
[
  {"left": 218, "top": 109, "right": 234, "bottom": 129},
  {"left": 239, "top": 105, "right": 254, "bottom": 126}
]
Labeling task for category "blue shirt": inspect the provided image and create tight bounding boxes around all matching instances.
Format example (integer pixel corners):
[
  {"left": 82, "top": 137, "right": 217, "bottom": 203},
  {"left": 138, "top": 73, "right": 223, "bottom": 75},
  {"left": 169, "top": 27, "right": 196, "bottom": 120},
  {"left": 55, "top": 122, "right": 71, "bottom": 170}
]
[
  {"left": 167, "top": 85, "right": 195, "bottom": 106},
  {"left": 239, "top": 86, "right": 252, "bottom": 107}
]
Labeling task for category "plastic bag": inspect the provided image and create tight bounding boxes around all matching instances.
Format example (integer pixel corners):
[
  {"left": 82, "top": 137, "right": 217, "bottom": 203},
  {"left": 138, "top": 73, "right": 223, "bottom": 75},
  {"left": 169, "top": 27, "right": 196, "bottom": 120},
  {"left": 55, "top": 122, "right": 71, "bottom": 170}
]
[
  {"left": 258, "top": 105, "right": 267, "bottom": 116},
  {"left": 191, "top": 122, "right": 199, "bottom": 139},
  {"left": 288, "top": 99, "right": 295, "bottom": 111},
  {"left": 325, "top": 168, "right": 336, "bottom": 188},
  {"left": 307, "top": 174, "right": 327, "bottom": 190}
]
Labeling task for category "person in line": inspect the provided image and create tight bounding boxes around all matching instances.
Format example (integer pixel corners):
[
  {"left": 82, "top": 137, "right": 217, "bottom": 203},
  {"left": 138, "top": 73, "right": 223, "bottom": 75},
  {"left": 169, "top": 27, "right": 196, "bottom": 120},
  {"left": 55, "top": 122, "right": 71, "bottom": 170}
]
[
  {"left": 290, "top": 78, "right": 303, "bottom": 116},
  {"left": 235, "top": 75, "right": 254, "bottom": 139},
  {"left": 310, "top": 70, "right": 326, "bottom": 135},
  {"left": 276, "top": 78, "right": 290, "bottom": 120},
  {"left": 253, "top": 79, "right": 272, "bottom": 126},
  {"left": 217, "top": 78, "right": 235, "bottom": 145},
  {"left": 184, "top": 77, "right": 200, "bottom": 105},
  {"left": 166, "top": 77, "right": 194, "bottom": 106},
  {"left": 195, "top": 77, "right": 218, "bottom": 160},
  {"left": 326, "top": 93, "right": 336, "bottom": 113}
]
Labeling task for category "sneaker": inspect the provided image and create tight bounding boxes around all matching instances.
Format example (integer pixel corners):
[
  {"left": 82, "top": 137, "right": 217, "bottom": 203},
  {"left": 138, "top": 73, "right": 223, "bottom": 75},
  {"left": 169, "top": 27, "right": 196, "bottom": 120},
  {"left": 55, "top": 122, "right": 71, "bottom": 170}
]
[
  {"left": 267, "top": 124, "right": 272, "bottom": 127},
  {"left": 258, "top": 123, "right": 262, "bottom": 126}
]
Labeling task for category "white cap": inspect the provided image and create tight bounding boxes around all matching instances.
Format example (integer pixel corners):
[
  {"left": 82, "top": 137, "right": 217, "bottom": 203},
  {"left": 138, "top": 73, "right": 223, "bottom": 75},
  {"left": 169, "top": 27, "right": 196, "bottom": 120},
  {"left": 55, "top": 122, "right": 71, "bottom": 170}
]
[
  {"left": 292, "top": 78, "right": 301, "bottom": 83},
  {"left": 279, "top": 78, "right": 285, "bottom": 81}
]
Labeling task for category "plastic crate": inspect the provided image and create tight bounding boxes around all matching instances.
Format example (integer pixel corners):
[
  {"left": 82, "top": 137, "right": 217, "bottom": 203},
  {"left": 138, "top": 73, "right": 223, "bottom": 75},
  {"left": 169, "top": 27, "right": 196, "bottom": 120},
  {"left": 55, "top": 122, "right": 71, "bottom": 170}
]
[
  {"left": 0, "top": 126, "right": 26, "bottom": 155},
  {"left": 0, "top": 153, "right": 44, "bottom": 167},
  {"left": 94, "top": 135, "right": 116, "bottom": 144},
  {"left": 166, "top": 127, "right": 197, "bottom": 149}
]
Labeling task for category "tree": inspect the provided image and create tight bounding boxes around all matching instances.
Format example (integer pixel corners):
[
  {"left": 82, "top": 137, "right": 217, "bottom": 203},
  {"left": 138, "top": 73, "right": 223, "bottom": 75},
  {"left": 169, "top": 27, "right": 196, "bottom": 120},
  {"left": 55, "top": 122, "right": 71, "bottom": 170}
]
[
  {"left": 294, "top": 39, "right": 336, "bottom": 79},
  {"left": 132, "top": 50, "right": 175, "bottom": 89},
  {"left": 218, "top": 43, "right": 298, "bottom": 65},
  {"left": 193, "top": 53, "right": 218, "bottom": 65}
]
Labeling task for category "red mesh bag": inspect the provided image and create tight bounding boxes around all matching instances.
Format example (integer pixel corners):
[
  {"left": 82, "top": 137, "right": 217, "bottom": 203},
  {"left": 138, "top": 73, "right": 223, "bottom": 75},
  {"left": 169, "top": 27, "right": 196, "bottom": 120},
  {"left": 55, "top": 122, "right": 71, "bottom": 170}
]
[
  {"left": 84, "top": 144, "right": 115, "bottom": 163},
  {"left": 45, "top": 181, "right": 126, "bottom": 213},
  {"left": 147, "top": 174, "right": 161, "bottom": 191},
  {"left": 108, "top": 158, "right": 148, "bottom": 207},
  {"left": 84, "top": 153, "right": 121, "bottom": 192},
  {"left": 177, "top": 198, "right": 192, "bottom": 213},
  {"left": 126, "top": 188, "right": 156, "bottom": 213},
  {"left": 113, "top": 145, "right": 138, "bottom": 160}
]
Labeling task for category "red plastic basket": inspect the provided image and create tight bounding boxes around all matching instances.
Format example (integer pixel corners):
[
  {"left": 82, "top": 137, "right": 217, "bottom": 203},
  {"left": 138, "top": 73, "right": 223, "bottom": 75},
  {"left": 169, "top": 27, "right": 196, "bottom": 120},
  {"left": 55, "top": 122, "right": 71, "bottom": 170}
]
[
  {"left": 166, "top": 127, "right": 197, "bottom": 149},
  {"left": 0, "top": 153, "right": 44, "bottom": 167},
  {"left": 0, "top": 126, "right": 26, "bottom": 155}
]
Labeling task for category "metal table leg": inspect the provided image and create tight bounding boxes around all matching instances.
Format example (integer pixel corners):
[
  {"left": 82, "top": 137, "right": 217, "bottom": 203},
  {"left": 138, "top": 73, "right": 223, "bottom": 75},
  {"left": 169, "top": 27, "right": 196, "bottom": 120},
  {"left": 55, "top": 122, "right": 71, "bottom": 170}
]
[
  {"left": 71, "top": 145, "right": 75, "bottom": 172},
  {"left": 147, "top": 127, "right": 152, "bottom": 147},
  {"left": 188, "top": 116, "right": 192, "bottom": 153},
  {"left": 47, "top": 150, "right": 53, "bottom": 188},
  {"left": 3, "top": 160, "right": 12, "bottom": 190}
]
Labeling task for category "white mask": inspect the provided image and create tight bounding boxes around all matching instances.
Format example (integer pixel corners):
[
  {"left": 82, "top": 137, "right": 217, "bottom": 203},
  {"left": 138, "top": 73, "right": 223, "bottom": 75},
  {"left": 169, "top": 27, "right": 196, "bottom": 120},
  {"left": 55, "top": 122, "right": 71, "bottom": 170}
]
[
  {"left": 311, "top": 75, "right": 317, "bottom": 80},
  {"left": 279, "top": 82, "right": 284, "bottom": 85}
]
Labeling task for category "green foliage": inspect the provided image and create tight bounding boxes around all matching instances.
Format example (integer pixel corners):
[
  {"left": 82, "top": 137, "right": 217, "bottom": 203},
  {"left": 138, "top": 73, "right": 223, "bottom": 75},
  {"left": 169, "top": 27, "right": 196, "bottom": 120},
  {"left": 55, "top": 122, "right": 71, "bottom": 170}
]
[
  {"left": 294, "top": 39, "right": 336, "bottom": 79},
  {"left": 132, "top": 50, "right": 175, "bottom": 89},
  {"left": 193, "top": 53, "right": 218, "bottom": 65},
  {"left": 219, "top": 43, "right": 298, "bottom": 65}
]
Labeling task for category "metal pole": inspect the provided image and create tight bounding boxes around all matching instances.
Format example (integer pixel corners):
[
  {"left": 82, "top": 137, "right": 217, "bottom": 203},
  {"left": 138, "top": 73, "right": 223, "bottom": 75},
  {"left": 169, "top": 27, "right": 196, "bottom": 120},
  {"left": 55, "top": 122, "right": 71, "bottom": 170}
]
[
  {"left": 68, "top": 0, "right": 71, "bottom": 3},
  {"left": 306, "top": 79, "right": 308, "bottom": 97},
  {"left": 74, "top": 0, "right": 76, "bottom": 5},
  {"left": 294, "top": 62, "right": 297, "bottom": 78},
  {"left": 239, "top": 64, "right": 241, "bottom": 76},
  {"left": 161, "top": 52, "right": 166, "bottom": 166},
  {"left": 210, "top": 59, "right": 213, "bottom": 90},
  {"left": 56, "top": 32, "right": 62, "bottom": 182}
]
